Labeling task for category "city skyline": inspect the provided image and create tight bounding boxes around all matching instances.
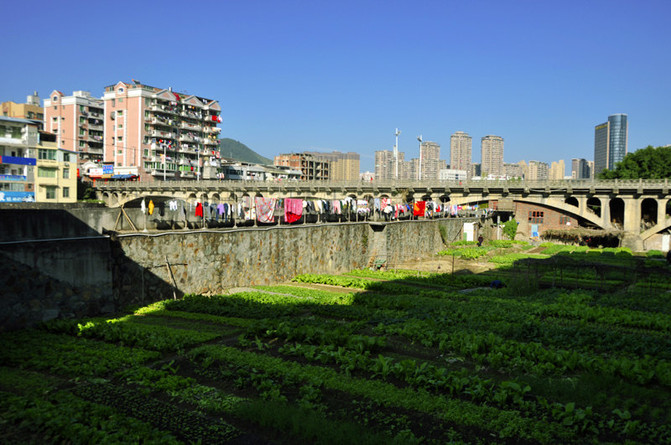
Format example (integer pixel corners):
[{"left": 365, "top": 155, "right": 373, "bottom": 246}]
[{"left": 2, "top": 1, "right": 670, "bottom": 174}]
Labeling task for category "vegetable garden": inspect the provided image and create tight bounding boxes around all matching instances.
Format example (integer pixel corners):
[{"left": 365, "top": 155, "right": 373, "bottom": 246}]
[{"left": 1, "top": 242, "right": 671, "bottom": 444}]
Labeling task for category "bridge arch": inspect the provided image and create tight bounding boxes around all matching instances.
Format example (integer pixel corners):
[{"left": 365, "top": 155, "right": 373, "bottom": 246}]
[
  {"left": 641, "top": 198, "right": 658, "bottom": 230},
  {"left": 609, "top": 198, "right": 624, "bottom": 229},
  {"left": 586, "top": 197, "right": 602, "bottom": 217},
  {"left": 565, "top": 197, "right": 579, "bottom": 207}
]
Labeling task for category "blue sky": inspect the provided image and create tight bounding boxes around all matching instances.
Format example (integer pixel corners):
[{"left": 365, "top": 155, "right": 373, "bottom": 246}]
[{"left": 3, "top": 0, "right": 670, "bottom": 173}]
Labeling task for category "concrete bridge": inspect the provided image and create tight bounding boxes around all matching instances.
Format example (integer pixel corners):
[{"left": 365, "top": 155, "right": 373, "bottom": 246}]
[{"left": 95, "top": 179, "right": 671, "bottom": 249}]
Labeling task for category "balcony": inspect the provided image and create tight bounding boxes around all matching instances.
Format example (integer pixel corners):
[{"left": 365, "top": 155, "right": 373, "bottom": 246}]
[
  {"left": 202, "top": 125, "right": 221, "bottom": 134},
  {"left": 149, "top": 130, "right": 173, "bottom": 138},
  {"left": 204, "top": 138, "right": 219, "bottom": 146},
  {"left": 180, "top": 110, "right": 203, "bottom": 120},
  {"left": 180, "top": 121, "right": 202, "bottom": 131},
  {"left": 178, "top": 145, "right": 197, "bottom": 154},
  {"left": 180, "top": 171, "right": 196, "bottom": 179},
  {"left": 151, "top": 117, "right": 174, "bottom": 126},
  {"left": 179, "top": 134, "right": 196, "bottom": 143},
  {"left": 178, "top": 157, "right": 191, "bottom": 165},
  {"left": 149, "top": 104, "right": 177, "bottom": 114},
  {"left": 151, "top": 168, "right": 177, "bottom": 176},
  {"left": 88, "top": 134, "right": 103, "bottom": 142}
]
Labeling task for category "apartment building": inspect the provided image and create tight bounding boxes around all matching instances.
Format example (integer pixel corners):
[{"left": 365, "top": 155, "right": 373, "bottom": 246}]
[
  {"left": 274, "top": 152, "right": 330, "bottom": 180},
  {"left": 527, "top": 160, "right": 549, "bottom": 180},
  {"left": 44, "top": 91, "right": 104, "bottom": 165},
  {"left": 374, "top": 149, "right": 405, "bottom": 181},
  {"left": 450, "top": 131, "right": 472, "bottom": 178},
  {"left": 102, "top": 80, "right": 222, "bottom": 181},
  {"left": 481, "top": 135, "right": 504, "bottom": 177},
  {"left": 549, "top": 160, "right": 566, "bottom": 180},
  {"left": 0, "top": 117, "right": 38, "bottom": 202},
  {"left": 35, "top": 132, "right": 77, "bottom": 203},
  {"left": 419, "top": 141, "right": 444, "bottom": 181},
  {"left": 1, "top": 92, "right": 44, "bottom": 124},
  {"left": 304, "top": 151, "right": 360, "bottom": 181},
  {"left": 571, "top": 158, "right": 592, "bottom": 179}
]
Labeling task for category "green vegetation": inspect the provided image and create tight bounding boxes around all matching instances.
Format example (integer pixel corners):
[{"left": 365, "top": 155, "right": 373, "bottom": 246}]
[
  {"left": 599, "top": 145, "right": 671, "bottom": 179},
  {"left": 2, "top": 246, "right": 671, "bottom": 443},
  {"left": 503, "top": 218, "right": 519, "bottom": 240}
]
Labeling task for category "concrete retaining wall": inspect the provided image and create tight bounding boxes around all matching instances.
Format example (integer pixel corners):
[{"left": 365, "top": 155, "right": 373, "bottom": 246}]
[{"left": 1, "top": 208, "right": 478, "bottom": 330}]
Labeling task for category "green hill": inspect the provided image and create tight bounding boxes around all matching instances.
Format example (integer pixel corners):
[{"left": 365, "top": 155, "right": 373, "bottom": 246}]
[{"left": 219, "top": 138, "right": 272, "bottom": 165}]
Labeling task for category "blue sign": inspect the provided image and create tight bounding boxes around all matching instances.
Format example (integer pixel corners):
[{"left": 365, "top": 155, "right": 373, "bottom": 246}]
[
  {"left": 1, "top": 156, "right": 36, "bottom": 166},
  {"left": 0, "top": 174, "right": 27, "bottom": 181},
  {"left": 0, "top": 191, "right": 35, "bottom": 202},
  {"left": 102, "top": 164, "right": 114, "bottom": 175}
]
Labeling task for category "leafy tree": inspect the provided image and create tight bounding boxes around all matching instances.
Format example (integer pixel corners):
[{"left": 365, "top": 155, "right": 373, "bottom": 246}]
[
  {"left": 503, "top": 218, "right": 518, "bottom": 240},
  {"left": 599, "top": 145, "right": 671, "bottom": 179}
]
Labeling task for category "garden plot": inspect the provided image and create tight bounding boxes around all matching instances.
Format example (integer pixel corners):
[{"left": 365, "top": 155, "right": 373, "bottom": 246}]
[{"left": 1, "top": 244, "right": 671, "bottom": 444}]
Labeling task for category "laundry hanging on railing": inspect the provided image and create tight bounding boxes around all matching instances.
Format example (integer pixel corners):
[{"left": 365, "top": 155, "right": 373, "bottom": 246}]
[
  {"left": 255, "top": 197, "right": 276, "bottom": 223},
  {"left": 284, "top": 198, "right": 303, "bottom": 223}
]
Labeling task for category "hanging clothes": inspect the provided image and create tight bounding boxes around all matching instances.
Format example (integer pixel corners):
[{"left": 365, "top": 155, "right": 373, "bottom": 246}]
[
  {"left": 148, "top": 200, "right": 154, "bottom": 216},
  {"left": 195, "top": 202, "right": 203, "bottom": 217},
  {"left": 413, "top": 201, "right": 426, "bottom": 217},
  {"left": 284, "top": 198, "right": 303, "bottom": 223},
  {"left": 255, "top": 197, "right": 276, "bottom": 223}
]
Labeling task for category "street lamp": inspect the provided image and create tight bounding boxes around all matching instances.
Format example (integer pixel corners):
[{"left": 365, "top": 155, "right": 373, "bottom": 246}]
[
  {"left": 394, "top": 128, "right": 401, "bottom": 180},
  {"left": 417, "top": 135, "right": 423, "bottom": 181},
  {"left": 161, "top": 142, "right": 167, "bottom": 181}
]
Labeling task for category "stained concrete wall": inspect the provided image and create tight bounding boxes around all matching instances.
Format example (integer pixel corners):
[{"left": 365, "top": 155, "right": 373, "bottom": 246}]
[{"left": 1, "top": 207, "right": 479, "bottom": 330}]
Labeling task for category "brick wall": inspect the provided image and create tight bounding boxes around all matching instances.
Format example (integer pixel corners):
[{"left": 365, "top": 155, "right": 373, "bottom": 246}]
[{"left": 514, "top": 202, "right": 576, "bottom": 239}]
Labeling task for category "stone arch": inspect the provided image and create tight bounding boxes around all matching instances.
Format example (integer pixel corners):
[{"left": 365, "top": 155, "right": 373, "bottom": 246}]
[
  {"left": 667, "top": 200, "right": 671, "bottom": 218},
  {"left": 211, "top": 192, "right": 221, "bottom": 203},
  {"left": 641, "top": 198, "right": 658, "bottom": 230},
  {"left": 609, "top": 198, "right": 625, "bottom": 229},
  {"left": 420, "top": 193, "right": 432, "bottom": 202},
  {"left": 565, "top": 196, "right": 579, "bottom": 207},
  {"left": 586, "top": 197, "right": 601, "bottom": 217}
]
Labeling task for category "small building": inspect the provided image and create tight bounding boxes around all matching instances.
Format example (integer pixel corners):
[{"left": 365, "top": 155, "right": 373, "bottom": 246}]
[{"left": 0, "top": 116, "right": 38, "bottom": 202}]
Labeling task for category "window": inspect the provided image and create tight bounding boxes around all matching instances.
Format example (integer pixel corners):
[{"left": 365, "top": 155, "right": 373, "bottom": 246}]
[
  {"left": 63, "top": 153, "right": 70, "bottom": 162},
  {"left": 117, "top": 110, "right": 123, "bottom": 116},
  {"left": 528, "top": 211, "right": 544, "bottom": 224},
  {"left": 62, "top": 187, "right": 70, "bottom": 198},
  {"left": 118, "top": 124, "right": 123, "bottom": 129},
  {"left": 118, "top": 98, "right": 123, "bottom": 103},
  {"left": 52, "top": 96, "right": 58, "bottom": 101},
  {"left": 38, "top": 167, "right": 57, "bottom": 178},
  {"left": 38, "top": 149, "right": 57, "bottom": 160},
  {"left": 79, "top": 141, "right": 85, "bottom": 148},
  {"left": 560, "top": 215, "right": 570, "bottom": 225},
  {"left": 63, "top": 168, "right": 70, "bottom": 179},
  {"left": 45, "top": 186, "right": 56, "bottom": 199},
  {"left": 119, "top": 87, "right": 124, "bottom": 93}
]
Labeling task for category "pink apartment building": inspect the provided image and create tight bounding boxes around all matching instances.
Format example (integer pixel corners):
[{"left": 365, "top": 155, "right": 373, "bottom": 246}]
[
  {"left": 102, "top": 80, "right": 222, "bottom": 181},
  {"left": 44, "top": 91, "right": 105, "bottom": 165}
]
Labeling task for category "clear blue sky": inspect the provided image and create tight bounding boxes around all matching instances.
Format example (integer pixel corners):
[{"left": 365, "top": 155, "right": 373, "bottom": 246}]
[{"left": 3, "top": 0, "right": 670, "bottom": 173}]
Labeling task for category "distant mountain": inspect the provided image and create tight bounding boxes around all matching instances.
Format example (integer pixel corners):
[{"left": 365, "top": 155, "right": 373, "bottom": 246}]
[{"left": 219, "top": 138, "right": 272, "bottom": 165}]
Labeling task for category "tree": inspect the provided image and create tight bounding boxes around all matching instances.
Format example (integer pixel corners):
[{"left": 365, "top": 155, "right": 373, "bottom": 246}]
[
  {"left": 503, "top": 218, "right": 518, "bottom": 240},
  {"left": 599, "top": 145, "right": 671, "bottom": 179}
]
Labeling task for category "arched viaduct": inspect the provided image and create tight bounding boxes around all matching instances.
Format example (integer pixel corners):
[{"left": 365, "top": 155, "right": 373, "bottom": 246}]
[{"left": 95, "top": 179, "right": 671, "bottom": 249}]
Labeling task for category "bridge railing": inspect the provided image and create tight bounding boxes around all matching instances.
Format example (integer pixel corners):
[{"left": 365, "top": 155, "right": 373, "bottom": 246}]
[{"left": 94, "top": 178, "right": 670, "bottom": 191}]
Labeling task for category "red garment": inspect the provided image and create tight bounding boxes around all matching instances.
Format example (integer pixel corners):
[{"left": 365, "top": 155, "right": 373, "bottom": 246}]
[
  {"left": 195, "top": 202, "right": 203, "bottom": 217},
  {"left": 413, "top": 201, "right": 426, "bottom": 217},
  {"left": 284, "top": 198, "right": 303, "bottom": 223}
]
